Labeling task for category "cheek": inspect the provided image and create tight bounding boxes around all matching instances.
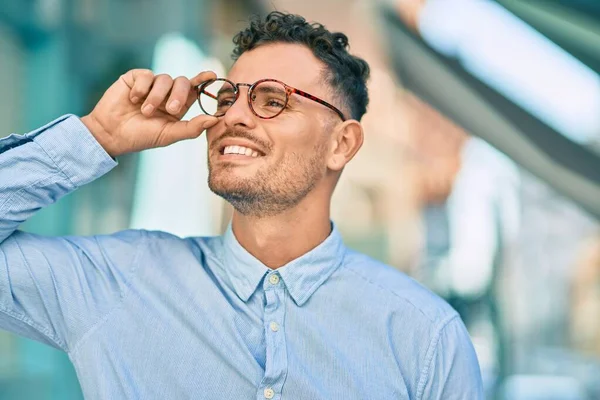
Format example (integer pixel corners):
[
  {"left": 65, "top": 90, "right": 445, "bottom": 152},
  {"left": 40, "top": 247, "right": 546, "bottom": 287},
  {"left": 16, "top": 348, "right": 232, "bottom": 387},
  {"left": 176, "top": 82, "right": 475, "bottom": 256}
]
[
  {"left": 273, "top": 141, "right": 320, "bottom": 167},
  {"left": 267, "top": 120, "right": 326, "bottom": 158}
]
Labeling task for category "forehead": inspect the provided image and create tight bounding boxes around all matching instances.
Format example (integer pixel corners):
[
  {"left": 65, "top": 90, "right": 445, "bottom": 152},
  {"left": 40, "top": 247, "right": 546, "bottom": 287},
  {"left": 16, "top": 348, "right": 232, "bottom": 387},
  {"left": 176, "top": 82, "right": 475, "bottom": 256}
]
[{"left": 227, "top": 43, "right": 328, "bottom": 95}]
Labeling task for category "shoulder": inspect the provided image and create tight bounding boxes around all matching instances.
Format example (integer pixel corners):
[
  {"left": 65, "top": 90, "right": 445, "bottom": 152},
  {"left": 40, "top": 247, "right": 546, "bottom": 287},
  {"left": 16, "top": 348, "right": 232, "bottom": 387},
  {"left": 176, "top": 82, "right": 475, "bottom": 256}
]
[
  {"left": 67, "top": 229, "right": 223, "bottom": 267},
  {"left": 339, "top": 249, "right": 458, "bottom": 324},
  {"left": 130, "top": 229, "right": 223, "bottom": 261},
  {"left": 335, "top": 249, "right": 480, "bottom": 396}
]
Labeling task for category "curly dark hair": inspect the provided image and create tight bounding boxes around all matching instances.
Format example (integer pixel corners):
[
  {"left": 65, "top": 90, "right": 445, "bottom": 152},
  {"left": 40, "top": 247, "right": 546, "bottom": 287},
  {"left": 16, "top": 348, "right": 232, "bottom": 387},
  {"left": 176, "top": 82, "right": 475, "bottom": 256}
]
[{"left": 232, "top": 11, "right": 370, "bottom": 121}]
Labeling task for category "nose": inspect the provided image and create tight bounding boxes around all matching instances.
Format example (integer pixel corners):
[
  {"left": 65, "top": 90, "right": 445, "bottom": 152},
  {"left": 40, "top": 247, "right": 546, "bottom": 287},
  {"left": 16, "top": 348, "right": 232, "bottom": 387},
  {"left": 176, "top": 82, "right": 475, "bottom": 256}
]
[{"left": 223, "top": 86, "right": 257, "bottom": 130}]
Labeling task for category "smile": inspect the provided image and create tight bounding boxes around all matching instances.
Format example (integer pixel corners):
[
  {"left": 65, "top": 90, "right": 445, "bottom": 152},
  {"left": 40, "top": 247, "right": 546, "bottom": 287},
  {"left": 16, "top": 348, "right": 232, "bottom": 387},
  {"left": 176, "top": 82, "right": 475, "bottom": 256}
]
[{"left": 222, "top": 145, "right": 260, "bottom": 158}]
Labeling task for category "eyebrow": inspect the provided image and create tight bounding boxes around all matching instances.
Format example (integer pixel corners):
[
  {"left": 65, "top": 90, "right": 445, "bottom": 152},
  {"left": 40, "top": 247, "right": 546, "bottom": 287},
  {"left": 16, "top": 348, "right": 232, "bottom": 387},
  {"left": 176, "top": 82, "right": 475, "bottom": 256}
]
[
  {"left": 216, "top": 87, "right": 236, "bottom": 97},
  {"left": 254, "top": 85, "right": 286, "bottom": 95}
]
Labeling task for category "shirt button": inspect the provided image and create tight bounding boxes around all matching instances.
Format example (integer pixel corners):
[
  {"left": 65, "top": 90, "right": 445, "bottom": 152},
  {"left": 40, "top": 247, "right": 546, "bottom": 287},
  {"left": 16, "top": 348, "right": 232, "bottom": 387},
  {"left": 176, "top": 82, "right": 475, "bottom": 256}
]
[
  {"left": 264, "top": 387, "right": 275, "bottom": 399},
  {"left": 268, "top": 274, "right": 280, "bottom": 285},
  {"left": 270, "top": 321, "right": 280, "bottom": 332}
]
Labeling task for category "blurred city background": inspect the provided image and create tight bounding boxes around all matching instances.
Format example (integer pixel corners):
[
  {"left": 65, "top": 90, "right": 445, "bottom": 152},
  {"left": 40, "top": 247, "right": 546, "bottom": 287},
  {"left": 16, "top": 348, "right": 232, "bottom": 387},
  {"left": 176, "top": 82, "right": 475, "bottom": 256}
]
[{"left": 1, "top": 0, "right": 600, "bottom": 399}]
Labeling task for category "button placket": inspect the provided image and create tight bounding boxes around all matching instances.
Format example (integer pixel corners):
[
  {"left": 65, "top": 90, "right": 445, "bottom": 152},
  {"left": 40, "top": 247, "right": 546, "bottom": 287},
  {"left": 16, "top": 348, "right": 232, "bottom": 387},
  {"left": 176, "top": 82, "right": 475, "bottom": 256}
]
[{"left": 257, "top": 275, "right": 288, "bottom": 400}]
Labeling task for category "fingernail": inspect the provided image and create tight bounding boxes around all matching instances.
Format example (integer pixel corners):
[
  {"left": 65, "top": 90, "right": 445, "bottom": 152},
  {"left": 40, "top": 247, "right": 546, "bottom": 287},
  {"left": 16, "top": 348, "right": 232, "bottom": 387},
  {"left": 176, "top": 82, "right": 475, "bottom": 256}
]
[
  {"left": 131, "top": 96, "right": 139, "bottom": 104},
  {"left": 169, "top": 100, "right": 181, "bottom": 113},
  {"left": 142, "top": 104, "right": 154, "bottom": 114}
]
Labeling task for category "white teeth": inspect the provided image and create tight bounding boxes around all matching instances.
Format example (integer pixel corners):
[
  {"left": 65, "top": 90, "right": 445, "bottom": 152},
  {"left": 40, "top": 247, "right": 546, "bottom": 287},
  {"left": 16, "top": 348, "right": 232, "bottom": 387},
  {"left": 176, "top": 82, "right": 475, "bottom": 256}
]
[{"left": 223, "top": 145, "right": 260, "bottom": 157}]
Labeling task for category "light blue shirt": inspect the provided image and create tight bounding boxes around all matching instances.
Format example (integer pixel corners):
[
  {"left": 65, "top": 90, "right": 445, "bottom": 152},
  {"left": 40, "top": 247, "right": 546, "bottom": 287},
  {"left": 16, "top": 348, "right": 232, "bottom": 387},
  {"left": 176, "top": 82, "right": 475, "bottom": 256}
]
[{"left": 0, "top": 115, "right": 483, "bottom": 399}]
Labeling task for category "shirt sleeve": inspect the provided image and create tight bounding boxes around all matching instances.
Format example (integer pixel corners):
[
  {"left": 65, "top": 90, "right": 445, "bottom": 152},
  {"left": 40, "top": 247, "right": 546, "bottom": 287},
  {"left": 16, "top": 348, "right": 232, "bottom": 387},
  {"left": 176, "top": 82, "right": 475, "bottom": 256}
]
[
  {"left": 417, "top": 315, "right": 485, "bottom": 400},
  {"left": 0, "top": 115, "right": 143, "bottom": 353}
]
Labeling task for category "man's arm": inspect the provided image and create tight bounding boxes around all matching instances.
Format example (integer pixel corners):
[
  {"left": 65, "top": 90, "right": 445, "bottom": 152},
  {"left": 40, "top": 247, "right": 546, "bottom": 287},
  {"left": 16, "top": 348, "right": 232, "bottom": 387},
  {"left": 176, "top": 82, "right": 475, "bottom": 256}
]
[
  {"left": 0, "top": 115, "right": 117, "bottom": 244},
  {"left": 0, "top": 115, "right": 144, "bottom": 351},
  {"left": 0, "top": 69, "right": 219, "bottom": 352},
  {"left": 416, "top": 315, "right": 484, "bottom": 400}
]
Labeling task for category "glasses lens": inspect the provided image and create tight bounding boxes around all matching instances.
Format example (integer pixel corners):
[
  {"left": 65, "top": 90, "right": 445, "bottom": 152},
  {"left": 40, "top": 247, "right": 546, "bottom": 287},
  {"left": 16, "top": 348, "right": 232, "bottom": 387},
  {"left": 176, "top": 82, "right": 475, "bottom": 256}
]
[
  {"left": 251, "top": 81, "right": 288, "bottom": 118},
  {"left": 199, "top": 79, "right": 236, "bottom": 117}
]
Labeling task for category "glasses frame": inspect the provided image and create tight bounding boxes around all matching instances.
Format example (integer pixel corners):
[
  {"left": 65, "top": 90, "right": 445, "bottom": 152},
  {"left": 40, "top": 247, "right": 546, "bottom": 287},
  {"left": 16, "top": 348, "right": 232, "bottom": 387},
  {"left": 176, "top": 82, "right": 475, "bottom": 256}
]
[{"left": 197, "top": 78, "right": 346, "bottom": 121}]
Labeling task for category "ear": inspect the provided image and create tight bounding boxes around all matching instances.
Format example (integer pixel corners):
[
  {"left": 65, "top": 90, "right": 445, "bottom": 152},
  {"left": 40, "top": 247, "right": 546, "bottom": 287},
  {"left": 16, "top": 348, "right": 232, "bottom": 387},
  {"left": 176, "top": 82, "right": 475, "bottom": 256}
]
[{"left": 327, "top": 120, "right": 364, "bottom": 171}]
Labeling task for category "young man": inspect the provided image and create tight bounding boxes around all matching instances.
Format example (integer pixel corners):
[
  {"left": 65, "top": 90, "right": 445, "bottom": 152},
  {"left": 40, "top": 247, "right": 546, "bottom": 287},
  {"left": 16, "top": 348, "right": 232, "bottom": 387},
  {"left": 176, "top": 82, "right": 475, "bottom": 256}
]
[{"left": 0, "top": 12, "right": 483, "bottom": 399}]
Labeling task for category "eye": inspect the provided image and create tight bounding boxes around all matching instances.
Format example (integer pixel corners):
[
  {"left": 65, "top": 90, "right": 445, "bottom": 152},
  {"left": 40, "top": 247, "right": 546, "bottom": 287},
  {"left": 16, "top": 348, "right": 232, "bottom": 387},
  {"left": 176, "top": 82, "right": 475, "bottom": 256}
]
[
  {"left": 218, "top": 99, "right": 234, "bottom": 107},
  {"left": 265, "top": 98, "right": 286, "bottom": 109},
  {"left": 217, "top": 95, "right": 236, "bottom": 108},
  {"left": 252, "top": 90, "right": 287, "bottom": 107}
]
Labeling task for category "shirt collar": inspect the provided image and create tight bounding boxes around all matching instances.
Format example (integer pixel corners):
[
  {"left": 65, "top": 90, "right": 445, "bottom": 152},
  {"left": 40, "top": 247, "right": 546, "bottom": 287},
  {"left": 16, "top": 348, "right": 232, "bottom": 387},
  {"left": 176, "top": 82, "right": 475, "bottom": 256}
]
[{"left": 220, "top": 222, "right": 346, "bottom": 306}]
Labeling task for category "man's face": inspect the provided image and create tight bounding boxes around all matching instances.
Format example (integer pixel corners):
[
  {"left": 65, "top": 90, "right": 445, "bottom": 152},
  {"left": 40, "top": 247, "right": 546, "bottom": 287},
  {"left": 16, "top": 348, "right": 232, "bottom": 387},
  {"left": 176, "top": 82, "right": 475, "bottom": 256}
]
[{"left": 206, "top": 43, "right": 341, "bottom": 217}]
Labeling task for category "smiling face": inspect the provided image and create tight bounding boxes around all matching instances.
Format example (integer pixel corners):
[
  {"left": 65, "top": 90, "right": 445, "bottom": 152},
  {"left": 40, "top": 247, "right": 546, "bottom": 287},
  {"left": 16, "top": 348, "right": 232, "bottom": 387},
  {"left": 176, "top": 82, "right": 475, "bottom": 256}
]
[{"left": 206, "top": 43, "right": 344, "bottom": 217}]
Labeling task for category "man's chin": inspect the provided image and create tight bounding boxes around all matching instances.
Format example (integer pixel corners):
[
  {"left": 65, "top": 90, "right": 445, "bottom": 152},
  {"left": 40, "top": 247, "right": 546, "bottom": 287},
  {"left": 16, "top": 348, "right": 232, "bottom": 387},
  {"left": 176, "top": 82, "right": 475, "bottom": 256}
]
[
  {"left": 208, "top": 179, "right": 267, "bottom": 216},
  {"left": 208, "top": 175, "right": 255, "bottom": 198}
]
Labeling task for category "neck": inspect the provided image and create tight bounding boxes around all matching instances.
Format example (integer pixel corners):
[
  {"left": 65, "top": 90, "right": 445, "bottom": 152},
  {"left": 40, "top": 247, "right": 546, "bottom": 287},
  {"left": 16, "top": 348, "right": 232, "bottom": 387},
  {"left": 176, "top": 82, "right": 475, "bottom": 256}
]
[{"left": 230, "top": 194, "right": 332, "bottom": 270}]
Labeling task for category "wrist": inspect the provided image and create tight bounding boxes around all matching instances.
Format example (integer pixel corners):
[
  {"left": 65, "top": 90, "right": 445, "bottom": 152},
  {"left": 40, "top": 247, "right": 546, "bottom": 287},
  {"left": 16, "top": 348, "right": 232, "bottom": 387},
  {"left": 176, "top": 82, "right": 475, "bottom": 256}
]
[{"left": 81, "top": 114, "right": 120, "bottom": 158}]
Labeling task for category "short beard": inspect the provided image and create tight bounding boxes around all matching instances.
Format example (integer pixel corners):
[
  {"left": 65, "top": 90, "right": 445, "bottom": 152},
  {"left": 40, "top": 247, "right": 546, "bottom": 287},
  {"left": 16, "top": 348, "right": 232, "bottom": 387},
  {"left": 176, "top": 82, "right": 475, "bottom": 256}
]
[{"left": 208, "top": 139, "right": 328, "bottom": 218}]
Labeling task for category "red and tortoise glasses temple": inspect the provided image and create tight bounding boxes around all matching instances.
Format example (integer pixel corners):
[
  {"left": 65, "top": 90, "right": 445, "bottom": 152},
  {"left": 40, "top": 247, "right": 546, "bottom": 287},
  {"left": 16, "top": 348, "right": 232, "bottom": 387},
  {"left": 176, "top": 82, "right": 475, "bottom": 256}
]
[{"left": 197, "top": 78, "right": 346, "bottom": 121}]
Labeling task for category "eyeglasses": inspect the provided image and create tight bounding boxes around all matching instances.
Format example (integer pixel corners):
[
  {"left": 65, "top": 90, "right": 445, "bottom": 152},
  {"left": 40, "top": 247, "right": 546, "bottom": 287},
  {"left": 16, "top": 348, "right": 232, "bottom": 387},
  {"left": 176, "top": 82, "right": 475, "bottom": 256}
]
[{"left": 197, "top": 78, "right": 346, "bottom": 121}]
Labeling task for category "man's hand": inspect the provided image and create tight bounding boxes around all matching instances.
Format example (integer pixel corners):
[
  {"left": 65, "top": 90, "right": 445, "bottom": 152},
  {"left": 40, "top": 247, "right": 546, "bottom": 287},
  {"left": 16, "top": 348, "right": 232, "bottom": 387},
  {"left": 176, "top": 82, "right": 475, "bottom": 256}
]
[{"left": 81, "top": 69, "right": 219, "bottom": 158}]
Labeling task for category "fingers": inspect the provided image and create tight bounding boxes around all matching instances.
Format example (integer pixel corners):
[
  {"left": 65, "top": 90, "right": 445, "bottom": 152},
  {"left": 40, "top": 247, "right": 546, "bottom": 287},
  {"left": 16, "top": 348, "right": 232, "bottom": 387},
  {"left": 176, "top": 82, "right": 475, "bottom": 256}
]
[
  {"left": 157, "top": 115, "right": 219, "bottom": 146},
  {"left": 190, "top": 71, "right": 218, "bottom": 87},
  {"left": 141, "top": 74, "right": 173, "bottom": 116},
  {"left": 166, "top": 76, "right": 193, "bottom": 115},
  {"left": 127, "top": 69, "right": 154, "bottom": 104},
  {"left": 122, "top": 69, "right": 218, "bottom": 118}
]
